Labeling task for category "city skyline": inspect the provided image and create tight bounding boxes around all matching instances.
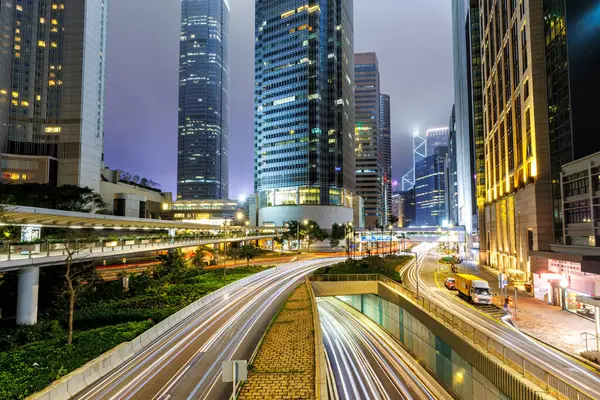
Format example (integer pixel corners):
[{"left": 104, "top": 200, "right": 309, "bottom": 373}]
[{"left": 104, "top": 0, "right": 453, "bottom": 198}]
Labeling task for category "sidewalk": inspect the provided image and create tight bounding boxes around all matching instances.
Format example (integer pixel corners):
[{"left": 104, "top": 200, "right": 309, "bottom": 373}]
[{"left": 472, "top": 264, "right": 596, "bottom": 355}]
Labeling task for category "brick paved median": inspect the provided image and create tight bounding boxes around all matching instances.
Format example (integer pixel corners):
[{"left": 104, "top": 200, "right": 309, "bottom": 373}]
[{"left": 238, "top": 283, "right": 315, "bottom": 399}]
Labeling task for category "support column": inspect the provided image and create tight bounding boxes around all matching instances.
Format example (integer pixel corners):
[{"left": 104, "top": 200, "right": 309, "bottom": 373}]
[{"left": 17, "top": 267, "right": 40, "bottom": 325}]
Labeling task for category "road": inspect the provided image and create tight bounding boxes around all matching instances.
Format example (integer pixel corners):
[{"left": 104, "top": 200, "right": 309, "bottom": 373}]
[
  {"left": 319, "top": 297, "right": 451, "bottom": 400},
  {"left": 73, "top": 257, "right": 342, "bottom": 400},
  {"left": 401, "top": 244, "right": 600, "bottom": 399}
]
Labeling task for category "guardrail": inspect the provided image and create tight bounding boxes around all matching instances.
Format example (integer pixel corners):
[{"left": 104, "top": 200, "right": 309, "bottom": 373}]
[
  {"left": 305, "top": 277, "right": 328, "bottom": 400},
  {"left": 309, "top": 273, "right": 595, "bottom": 400},
  {"left": 0, "top": 235, "right": 275, "bottom": 264},
  {"left": 30, "top": 266, "right": 279, "bottom": 400}
]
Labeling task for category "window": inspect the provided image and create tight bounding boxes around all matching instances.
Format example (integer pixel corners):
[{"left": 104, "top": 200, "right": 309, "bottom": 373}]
[{"left": 521, "top": 25, "right": 528, "bottom": 72}]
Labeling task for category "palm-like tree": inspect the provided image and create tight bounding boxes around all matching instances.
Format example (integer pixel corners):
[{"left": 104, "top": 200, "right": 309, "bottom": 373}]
[{"left": 191, "top": 245, "right": 214, "bottom": 269}]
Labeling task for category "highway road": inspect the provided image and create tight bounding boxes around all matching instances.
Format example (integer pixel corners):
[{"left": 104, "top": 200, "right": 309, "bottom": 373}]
[
  {"left": 401, "top": 244, "right": 600, "bottom": 399},
  {"left": 73, "top": 257, "right": 343, "bottom": 400},
  {"left": 319, "top": 297, "right": 451, "bottom": 400}
]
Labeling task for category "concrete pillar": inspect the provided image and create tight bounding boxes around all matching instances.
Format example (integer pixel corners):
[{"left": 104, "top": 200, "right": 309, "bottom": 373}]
[{"left": 17, "top": 267, "right": 40, "bottom": 325}]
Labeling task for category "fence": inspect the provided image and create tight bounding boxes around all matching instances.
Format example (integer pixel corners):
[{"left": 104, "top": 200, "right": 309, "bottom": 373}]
[{"left": 309, "top": 274, "right": 595, "bottom": 400}]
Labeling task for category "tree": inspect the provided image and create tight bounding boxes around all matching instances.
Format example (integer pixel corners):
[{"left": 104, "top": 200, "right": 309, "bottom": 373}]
[
  {"left": 0, "top": 183, "right": 108, "bottom": 213},
  {"left": 62, "top": 240, "right": 102, "bottom": 345},
  {"left": 389, "top": 215, "right": 399, "bottom": 227},
  {"left": 273, "top": 236, "right": 285, "bottom": 252},
  {"left": 155, "top": 249, "right": 187, "bottom": 278},
  {"left": 397, "top": 233, "right": 408, "bottom": 252},
  {"left": 304, "top": 221, "right": 328, "bottom": 250},
  {"left": 191, "top": 245, "right": 213, "bottom": 269},
  {"left": 375, "top": 219, "right": 385, "bottom": 253},
  {"left": 238, "top": 244, "right": 261, "bottom": 266},
  {"left": 330, "top": 223, "right": 346, "bottom": 250}
]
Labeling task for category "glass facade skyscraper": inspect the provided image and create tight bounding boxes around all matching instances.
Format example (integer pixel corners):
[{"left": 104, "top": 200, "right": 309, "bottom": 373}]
[
  {"left": 0, "top": 0, "right": 108, "bottom": 192},
  {"left": 415, "top": 146, "right": 448, "bottom": 227},
  {"left": 355, "top": 53, "right": 382, "bottom": 227},
  {"left": 178, "top": 0, "right": 230, "bottom": 200},
  {"left": 380, "top": 93, "right": 392, "bottom": 225},
  {"left": 254, "top": 0, "right": 355, "bottom": 227}
]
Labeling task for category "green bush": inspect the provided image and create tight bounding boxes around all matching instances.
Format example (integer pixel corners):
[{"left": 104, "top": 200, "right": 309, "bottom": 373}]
[
  {"left": 314, "top": 255, "right": 410, "bottom": 282},
  {"left": 0, "top": 320, "right": 153, "bottom": 400},
  {"left": 0, "top": 320, "right": 64, "bottom": 352}
]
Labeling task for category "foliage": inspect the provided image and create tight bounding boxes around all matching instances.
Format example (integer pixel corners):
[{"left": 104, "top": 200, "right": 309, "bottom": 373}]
[
  {"left": 0, "top": 321, "right": 153, "bottom": 400},
  {"left": 304, "top": 221, "right": 328, "bottom": 249},
  {"left": 238, "top": 245, "right": 261, "bottom": 266},
  {"left": 117, "top": 171, "right": 161, "bottom": 190},
  {"left": 154, "top": 249, "right": 187, "bottom": 279},
  {"left": 191, "top": 246, "right": 214, "bottom": 269},
  {"left": 388, "top": 215, "right": 399, "bottom": 226},
  {"left": 0, "top": 183, "right": 107, "bottom": 213},
  {"left": 330, "top": 223, "right": 346, "bottom": 249},
  {"left": 314, "top": 255, "right": 411, "bottom": 282}
]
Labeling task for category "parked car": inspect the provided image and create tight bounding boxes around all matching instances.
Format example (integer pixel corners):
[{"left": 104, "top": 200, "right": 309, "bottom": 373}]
[{"left": 444, "top": 277, "right": 456, "bottom": 290}]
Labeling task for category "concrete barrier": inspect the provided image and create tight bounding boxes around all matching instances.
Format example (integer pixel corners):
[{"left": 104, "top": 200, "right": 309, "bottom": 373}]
[{"left": 27, "top": 266, "right": 279, "bottom": 400}]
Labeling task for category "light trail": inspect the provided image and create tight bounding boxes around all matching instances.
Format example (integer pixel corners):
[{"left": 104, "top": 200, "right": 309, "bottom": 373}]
[
  {"left": 319, "top": 297, "right": 451, "bottom": 400},
  {"left": 74, "top": 258, "right": 343, "bottom": 400},
  {"left": 401, "top": 244, "right": 600, "bottom": 399}
]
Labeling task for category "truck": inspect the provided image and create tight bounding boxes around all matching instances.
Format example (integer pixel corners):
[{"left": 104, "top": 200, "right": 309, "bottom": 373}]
[{"left": 455, "top": 274, "right": 492, "bottom": 304}]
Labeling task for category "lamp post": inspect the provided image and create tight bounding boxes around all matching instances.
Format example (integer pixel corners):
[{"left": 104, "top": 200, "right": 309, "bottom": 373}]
[{"left": 388, "top": 224, "right": 393, "bottom": 255}]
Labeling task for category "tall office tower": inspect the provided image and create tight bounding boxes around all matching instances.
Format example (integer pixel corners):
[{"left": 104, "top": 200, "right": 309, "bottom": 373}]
[
  {"left": 425, "top": 127, "right": 449, "bottom": 156},
  {"left": 354, "top": 53, "right": 382, "bottom": 227},
  {"left": 380, "top": 94, "right": 392, "bottom": 224},
  {"left": 178, "top": 0, "right": 230, "bottom": 200},
  {"left": 0, "top": 0, "right": 108, "bottom": 192},
  {"left": 447, "top": 106, "right": 459, "bottom": 226},
  {"left": 400, "top": 188, "right": 416, "bottom": 228},
  {"left": 451, "top": 0, "right": 478, "bottom": 243},
  {"left": 254, "top": 0, "right": 355, "bottom": 227},
  {"left": 415, "top": 146, "right": 448, "bottom": 227},
  {"left": 480, "top": 0, "right": 554, "bottom": 273},
  {"left": 543, "top": 0, "right": 600, "bottom": 242},
  {"left": 402, "top": 129, "right": 426, "bottom": 191}
]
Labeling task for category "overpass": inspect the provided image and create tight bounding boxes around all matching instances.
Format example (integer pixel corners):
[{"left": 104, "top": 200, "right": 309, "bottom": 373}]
[{"left": 1, "top": 205, "right": 284, "bottom": 325}]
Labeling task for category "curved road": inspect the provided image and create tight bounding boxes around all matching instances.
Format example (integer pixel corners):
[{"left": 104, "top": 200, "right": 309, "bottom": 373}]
[
  {"left": 74, "top": 258, "right": 343, "bottom": 400},
  {"left": 402, "top": 244, "right": 600, "bottom": 400},
  {"left": 319, "top": 297, "right": 451, "bottom": 400}
]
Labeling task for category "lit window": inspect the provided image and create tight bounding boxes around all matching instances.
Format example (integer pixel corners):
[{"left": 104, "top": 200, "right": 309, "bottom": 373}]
[
  {"left": 38, "top": 40, "right": 46, "bottom": 47},
  {"left": 11, "top": 91, "right": 18, "bottom": 98},
  {"left": 40, "top": 17, "right": 45, "bottom": 23}
]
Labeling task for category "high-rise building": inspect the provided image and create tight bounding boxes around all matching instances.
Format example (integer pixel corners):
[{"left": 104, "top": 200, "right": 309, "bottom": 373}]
[
  {"left": 178, "top": 0, "right": 230, "bottom": 201},
  {"left": 426, "top": 127, "right": 449, "bottom": 156},
  {"left": 544, "top": 0, "right": 600, "bottom": 242},
  {"left": 380, "top": 94, "right": 392, "bottom": 224},
  {"left": 0, "top": 0, "right": 108, "bottom": 192},
  {"left": 392, "top": 192, "right": 403, "bottom": 227},
  {"left": 354, "top": 53, "right": 382, "bottom": 227},
  {"left": 400, "top": 188, "right": 416, "bottom": 228},
  {"left": 402, "top": 129, "right": 426, "bottom": 191},
  {"left": 447, "top": 106, "right": 459, "bottom": 226},
  {"left": 480, "top": 0, "right": 554, "bottom": 273},
  {"left": 254, "top": 0, "right": 355, "bottom": 228},
  {"left": 415, "top": 146, "right": 448, "bottom": 227}
]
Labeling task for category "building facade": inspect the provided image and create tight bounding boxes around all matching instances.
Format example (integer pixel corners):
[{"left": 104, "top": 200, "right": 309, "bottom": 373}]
[
  {"left": 480, "top": 0, "right": 553, "bottom": 274},
  {"left": 178, "top": 0, "right": 230, "bottom": 200},
  {"left": 402, "top": 129, "right": 427, "bottom": 191},
  {"left": 0, "top": 0, "right": 108, "bottom": 192},
  {"left": 544, "top": 0, "right": 600, "bottom": 242},
  {"left": 380, "top": 93, "right": 392, "bottom": 225},
  {"left": 354, "top": 53, "right": 383, "bottom": 227},
  {"left": 400, "top": 188, "right": 416, "bottom": 228},
  {"left": 254, "top": 0, "right": 355, "bottom": 228},
  {"left": 447, "top": 106, "right": 459, "bottom": 225},
  {"left": 425, "top": 127, "right": 449, "bottom": 156},
  {"left": 415, "top": 146, "right": 448, "bottom": 227}
]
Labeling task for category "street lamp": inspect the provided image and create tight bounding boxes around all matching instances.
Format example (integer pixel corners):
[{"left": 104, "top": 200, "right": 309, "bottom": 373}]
[{"left": 388, "top": 224, "right": 393, "bottom": 255}]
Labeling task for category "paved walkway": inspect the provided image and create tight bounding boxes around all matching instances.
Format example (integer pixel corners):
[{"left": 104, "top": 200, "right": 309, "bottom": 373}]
[
  {"left": 238, "top": 282, "right": 315, "bottom": 400},
  {"left": 461, "top": 262, "right": 597, "bottom": 355}
]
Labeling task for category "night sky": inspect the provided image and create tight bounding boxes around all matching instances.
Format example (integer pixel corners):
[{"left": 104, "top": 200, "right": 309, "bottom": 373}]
[{"left": 104, "top": 0, "right": 453, "bottom": 198}]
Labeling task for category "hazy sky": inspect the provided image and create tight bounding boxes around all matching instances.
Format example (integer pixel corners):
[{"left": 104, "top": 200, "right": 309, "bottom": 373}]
[{"left": 104, "top": 0, "right": 453, "bottom": 198}]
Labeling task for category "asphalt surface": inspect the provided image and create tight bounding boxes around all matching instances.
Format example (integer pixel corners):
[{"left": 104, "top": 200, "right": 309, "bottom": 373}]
[
  {"left": 73, "top": 258, "right": 343, "bottom": 400},
  {"left": 319, "top": 297, "right": 451, "bottom": 400},
  {"left": 401, "top": 244, "right": 600, "bottom": 400}
]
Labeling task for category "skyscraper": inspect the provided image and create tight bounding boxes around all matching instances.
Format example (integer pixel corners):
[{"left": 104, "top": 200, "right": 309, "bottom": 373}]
[
  {"left": 354, "top": 53, "right": 383, "bottom": 227},
  {"left": 254, "top": 0, "right": 355, "bottom": 227},
  {"left": 426, "top": 127, "right": 449, "bottom": 156},
  {"left": 178, "top": 0, "right": 230, "bottom": 200},
  {"left": 380, "top": 94, "right": 392, "bottom": 224},
  {"left": 447, "top": 106, "right": 459, "bottom": 226},
  {"left": 544, "top": 0, "right": 600, "bottom": 242},
  {"left": 480, "top": 0, "right": 553, "bottom": 273},
  {"left": 415, "top": 146, "right": 448, "bottom": 227},
  {"left": 0, "top": 0, "right": 108, "bottom": 192}
]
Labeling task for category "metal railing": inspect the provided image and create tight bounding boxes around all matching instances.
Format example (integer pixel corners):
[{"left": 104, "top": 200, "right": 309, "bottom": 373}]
[
  {"left": 305, "top": 277, "right": 328, "bottom": 400},
  {"left": 581, "top": 332, "right": 599, "bottom": 352},
  {"left": 0, "top": 235, "right": 275, "bottom": 263},
  {"left": 309, "top": 273, "right": 595, "bottom": 400}
]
